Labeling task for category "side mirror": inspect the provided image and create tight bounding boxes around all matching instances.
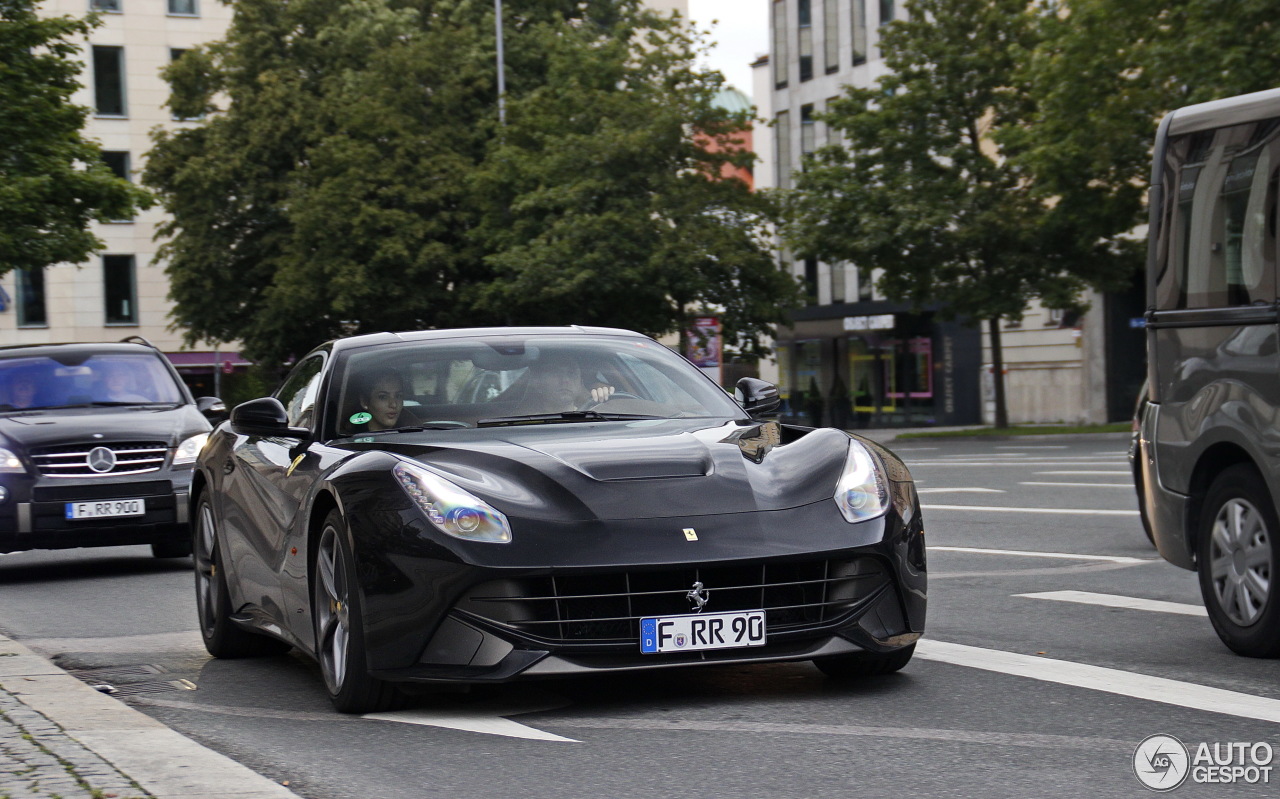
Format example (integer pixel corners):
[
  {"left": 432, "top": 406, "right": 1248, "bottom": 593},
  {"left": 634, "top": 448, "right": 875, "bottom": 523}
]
[
  {"left": 734, "top": 377, "right": 781, "bottom": 418},
  {"left": 195, "top": 396, "right": 229, "bottom": 424},
  {"left": 230, "top": 397, "right": 310, "bottom": 438}
]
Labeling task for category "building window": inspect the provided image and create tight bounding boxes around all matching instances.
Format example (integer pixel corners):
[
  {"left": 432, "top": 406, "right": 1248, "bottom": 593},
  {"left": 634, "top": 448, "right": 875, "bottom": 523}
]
[
  {"left": 825, "top": 97, "right": 842, "bottom": 146},
  {"left": 800, "top": 104, "right": 816, "bottom": 158},
  {"left": 851, "top": 0, "right": 867, "bottom": 65},
  {"left": 775, "top": 110, "right": 792, "bottom": 189},
  {"left": 16, "top": 269, "right": 47, "bottom": 328},
  {"left": 168, "top": 0, "right": 197, "bottom": 15},
  {"left": 804, "top": 258, "right": 819, "bottom": 305},
  {"left": 831, "top": 262, "right": 846, "bottom": 303},
  {"left": 797, "top": 0, "right": 813, "bottom": 82},
  {"left": 879, "top": 0, "right": 895, "bottom": 25},
  {"left": 90, "top": 0, "right": 121, "bottom": 12},
  {"left": 772, "top": 0, "right": 789, "bottom": 88},
  {"left": 823, "top": 0, "right": 839, "bottom": 74},
  {"left": 103, "top": 255, "right": 137, "bottom": 325},
  {"left": 101, "top": 151, "right": 130, "bottom": 181},
  {"left": 858, "top": 268, "right": 873, "bottom": 301},
  {"left": 92, "top": 46, "right": 126, "bottom": 117}
]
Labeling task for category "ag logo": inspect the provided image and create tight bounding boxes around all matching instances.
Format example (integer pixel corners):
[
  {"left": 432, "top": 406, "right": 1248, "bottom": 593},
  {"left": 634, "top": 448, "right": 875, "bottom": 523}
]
[{"left": 1134, "top": 734, "right": 1190, "bottom": 791}]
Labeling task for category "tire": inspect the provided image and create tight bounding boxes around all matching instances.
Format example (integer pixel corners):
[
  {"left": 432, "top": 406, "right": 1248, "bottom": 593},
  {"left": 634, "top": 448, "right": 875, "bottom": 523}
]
[
  {"left": 193, "top": 494, "right": 291, "bottom": 658},
  {"left": 313, "top": 510, "right": 403, "bottom": 713},
  {"left": 1197, "top": 465, "right": 1280, "bottom": 658},
  {"left": 814, "top": 643, "right": 915, "bottom": 679},
  {"left": 151, "top": 540, "right": 192, "bottom": 559}
]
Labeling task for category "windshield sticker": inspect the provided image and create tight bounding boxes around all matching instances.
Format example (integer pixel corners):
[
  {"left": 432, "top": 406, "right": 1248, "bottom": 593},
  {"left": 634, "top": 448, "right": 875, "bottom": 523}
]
[{"left": 349, "top": 412, "right": 372, "bottom": 425}]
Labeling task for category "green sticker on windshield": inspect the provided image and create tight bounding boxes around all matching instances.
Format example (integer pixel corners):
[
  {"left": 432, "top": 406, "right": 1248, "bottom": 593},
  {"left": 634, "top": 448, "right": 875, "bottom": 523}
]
[{"left": 349, "top": 412, "right": 372, "bottom": 425}]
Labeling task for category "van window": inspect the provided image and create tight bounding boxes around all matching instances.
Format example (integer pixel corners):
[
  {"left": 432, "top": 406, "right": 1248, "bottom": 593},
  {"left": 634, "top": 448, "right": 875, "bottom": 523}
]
[{"left": 1158, "top": 120, "right": 1279, "bottom": 310}]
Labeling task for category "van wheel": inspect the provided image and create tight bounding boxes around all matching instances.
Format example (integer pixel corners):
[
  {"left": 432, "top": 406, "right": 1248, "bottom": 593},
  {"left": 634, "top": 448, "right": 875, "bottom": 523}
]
[{"left": 1197, "top": 466, "right": 1280, "bottom": 657}]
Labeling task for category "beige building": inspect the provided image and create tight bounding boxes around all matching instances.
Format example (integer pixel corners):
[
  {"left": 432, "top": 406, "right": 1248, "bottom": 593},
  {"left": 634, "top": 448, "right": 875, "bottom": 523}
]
[{"left": 7, "top": 0, "right": 687, "bottom": 396}]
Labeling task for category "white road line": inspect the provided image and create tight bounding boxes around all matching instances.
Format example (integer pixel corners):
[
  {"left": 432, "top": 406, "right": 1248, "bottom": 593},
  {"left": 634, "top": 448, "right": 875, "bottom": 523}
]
[
  {"left": 915, "top": 639, "right": 1280, "bottom": 724},
  {"left": 364, "top": 709, "right": 579, "bottom": 742},
  {"left": 930, "top": 546, "right": 1152, "bottom": 564},
  {"left": 922, "top": 504, "right": 1139, "bottom": 516},
  {"left": 1035, "top": 470, "right": 1131, "bottom": 476},
  {"left": 1018, "top": 481, "right": 1132, "bottom": 488},
  {"left": 994, "top": 445, "right": 1068, "bottom": 449},
  {"left": 1015, "top": 590, "right": 1208, "bottom": 617},
  {"left": 915, "top": 487, "right": 1006, "bottom": 494},
  {"left": 909, "top": 461, "right": 1125, "bottom": 467}
]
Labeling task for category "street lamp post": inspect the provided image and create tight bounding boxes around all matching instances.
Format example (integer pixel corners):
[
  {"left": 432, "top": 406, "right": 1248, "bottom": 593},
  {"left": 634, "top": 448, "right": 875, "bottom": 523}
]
[{"left": 495, "top": 0, "right": 506, "bottom": 126}]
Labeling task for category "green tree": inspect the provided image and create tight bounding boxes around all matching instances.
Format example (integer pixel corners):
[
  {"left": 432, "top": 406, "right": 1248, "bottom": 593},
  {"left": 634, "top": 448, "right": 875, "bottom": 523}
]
[
  {"left": 0, "top": 0, "right": 150, "bottom": 277},
  {"left": 1012, "top": 0, "right": 1280, "bottom": 269},
  {"left": 784, "top": 0, "right": 1096, "bottom": 428},
  {"left": 146, "top": 0, "right": 795, "bottom": 366}
]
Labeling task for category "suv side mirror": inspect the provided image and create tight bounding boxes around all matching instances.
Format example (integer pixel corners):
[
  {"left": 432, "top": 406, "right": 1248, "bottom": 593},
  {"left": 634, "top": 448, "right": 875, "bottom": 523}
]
[
  {"left": 735, "top": 377, "right": 781, "bottom": 417},
  {"left": 230, "top": 397, "right": 310, "bottom": 438},
  {"left": 195, "top": 396, "right": 229, "bottom": 424}
]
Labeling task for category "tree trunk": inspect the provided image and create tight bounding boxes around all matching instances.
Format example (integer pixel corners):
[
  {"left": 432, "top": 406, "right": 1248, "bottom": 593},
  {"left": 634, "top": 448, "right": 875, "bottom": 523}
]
[{"left": 987, "top": 317, "right": 1009, "bottom": 429}]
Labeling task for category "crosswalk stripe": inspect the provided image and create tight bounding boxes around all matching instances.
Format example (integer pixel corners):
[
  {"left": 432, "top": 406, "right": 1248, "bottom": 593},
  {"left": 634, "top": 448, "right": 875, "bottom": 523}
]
[{"left": 1015, "top": 590, "right": 1207, "bottom": 617}]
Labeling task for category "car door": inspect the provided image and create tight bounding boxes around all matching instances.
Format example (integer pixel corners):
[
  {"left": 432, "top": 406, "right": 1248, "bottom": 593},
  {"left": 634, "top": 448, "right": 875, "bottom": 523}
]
[{"left": 222, "top": 354, "right": 327, "bottom": 625}]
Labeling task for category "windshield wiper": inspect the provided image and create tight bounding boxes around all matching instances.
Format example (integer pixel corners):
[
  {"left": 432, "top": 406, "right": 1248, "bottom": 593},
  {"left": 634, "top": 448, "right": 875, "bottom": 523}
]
[
  {"left": 49, "top": 401, "right": 178, "bottom": 408},
  {"left": 477, "top": 411, "right": 662, "bottom": 428},
  {"left": 358, "top": 424, "right": 465, "bottom": 435}
]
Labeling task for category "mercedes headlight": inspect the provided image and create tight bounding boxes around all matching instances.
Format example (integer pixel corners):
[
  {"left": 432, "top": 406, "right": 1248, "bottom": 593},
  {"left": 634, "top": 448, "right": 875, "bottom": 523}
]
[
  {"left": 393, "top": 460, "right": 512, "bottom": 544},
  {"left": 172, "top": 433, "right": 209, "bottom": 466},
  {"left": 834, "top": 440, "right": 889, "bottom": 523},
  {"left": 0, "top": 447, "right": 24, "bottom": 474}
]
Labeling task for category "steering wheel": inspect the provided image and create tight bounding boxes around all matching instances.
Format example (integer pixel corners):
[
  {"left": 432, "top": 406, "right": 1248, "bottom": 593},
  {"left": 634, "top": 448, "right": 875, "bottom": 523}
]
[{"left": 579, "top": 391, "right": 641, "bottom": 411}]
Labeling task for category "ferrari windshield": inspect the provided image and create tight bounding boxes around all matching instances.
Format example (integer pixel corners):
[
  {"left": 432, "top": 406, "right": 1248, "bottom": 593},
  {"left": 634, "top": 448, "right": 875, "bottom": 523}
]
[
  {"left": 331, "top": 334, "right": 747, "bottom": 435},
  {"left": 0, "top": 352, "right": 184, "bottom": 411}
]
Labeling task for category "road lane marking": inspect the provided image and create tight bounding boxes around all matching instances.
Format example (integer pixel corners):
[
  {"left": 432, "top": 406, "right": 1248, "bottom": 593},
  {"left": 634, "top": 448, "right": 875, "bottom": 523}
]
[
  {"left": 915, "top": 639, "right": 1280, "bottom": 724},
  {"left": 1018, "top": 481, "right": 1132, "bottom": 488},
  {"left": 994, "top": 445, "right": 1068, "bottom": 449},
  {"left": 1015, "top": 590, "right": 1208, "bottom": 617},
  {"left": 922, "top": 504, "right": 1139, "bottom": 516},
  {"left": 365, "top": 709, "right": 578, "bottom": 742},
  {"left": 1035, "top": 470, "right": 1130, "bottom": 476},
  {"left": 915, "top": 488, "right": 1006, "bottom": 494},
  {"left": 550, "top": 717, "right": 1129, "bottom": 750},
  {"left": 930, "top": 546, "right": 1152, "bottom": 564},
  {"left": 908, "top": 461, "right": 1125, "bottom": 467}
]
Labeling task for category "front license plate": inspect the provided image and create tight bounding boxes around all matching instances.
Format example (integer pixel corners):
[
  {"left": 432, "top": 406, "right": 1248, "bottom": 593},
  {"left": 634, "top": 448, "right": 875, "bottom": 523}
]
[
  {"left": 640, "top": 610, "right": 766, "bottom": 654},
  {"left": 65, "top": 499, "right": 146, "bottom": 520}
]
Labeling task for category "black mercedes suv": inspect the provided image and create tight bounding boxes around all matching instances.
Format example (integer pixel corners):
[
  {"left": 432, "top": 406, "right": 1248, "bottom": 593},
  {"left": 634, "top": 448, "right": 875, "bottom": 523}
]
[{"left": 0, "top": 340, "right": 225, "bottom": 557}]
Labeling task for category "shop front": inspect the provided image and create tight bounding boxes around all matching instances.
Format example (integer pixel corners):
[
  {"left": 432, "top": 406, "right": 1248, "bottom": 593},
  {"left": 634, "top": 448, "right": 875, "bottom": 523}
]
[{"left": 774, "top": 303, "right": 982, "bottom": 429}]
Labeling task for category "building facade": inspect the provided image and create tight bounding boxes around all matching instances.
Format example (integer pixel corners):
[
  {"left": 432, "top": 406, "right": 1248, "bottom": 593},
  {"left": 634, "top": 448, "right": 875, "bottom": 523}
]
[{"left": 759, "top": 0, "right": 1142, "bottom": 428}]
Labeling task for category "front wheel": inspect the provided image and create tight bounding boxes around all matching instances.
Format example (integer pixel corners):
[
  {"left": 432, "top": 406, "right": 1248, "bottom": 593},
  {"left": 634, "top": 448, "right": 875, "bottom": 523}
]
[
  {"left": 313, "top": 510, "right": 403, "bottom": 713},
  {"left": 193, "top": 494, "right": 290, "bottom": 658},
  {"left": 813, "top": 643, "right": 915, "bottom": 679},
  {"left": 1197, "top": 465, "right": 1280, "bottom": 658}
]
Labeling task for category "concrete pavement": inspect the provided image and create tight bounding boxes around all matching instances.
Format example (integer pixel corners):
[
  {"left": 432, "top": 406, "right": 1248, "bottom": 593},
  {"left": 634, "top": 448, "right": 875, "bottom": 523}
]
[{"left": 0, "top": 633, "right": 297, "bottom": 799}]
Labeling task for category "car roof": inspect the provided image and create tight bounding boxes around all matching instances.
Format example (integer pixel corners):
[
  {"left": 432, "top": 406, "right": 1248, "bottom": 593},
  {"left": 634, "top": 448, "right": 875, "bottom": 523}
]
[
  {"left": 325, "top": 326, "right": 652, "bottom": 355},
  {"left": 0, "top": 342, "right": 162, "bottom": 360}
]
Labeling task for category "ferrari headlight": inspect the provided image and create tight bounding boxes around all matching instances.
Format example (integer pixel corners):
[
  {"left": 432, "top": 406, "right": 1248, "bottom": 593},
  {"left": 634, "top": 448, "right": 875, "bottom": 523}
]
[
  {"left": 393, "top": 460, "right": 512, "bottom": 544},
  {"left": 172, "top": 433, "right": 209, "bottom": 466},
  {"left": 834, "top": 440, "right": 889, "bottom": 523},
  {"left": 0, "top": 447, "right": 25, "bottom": 474}
]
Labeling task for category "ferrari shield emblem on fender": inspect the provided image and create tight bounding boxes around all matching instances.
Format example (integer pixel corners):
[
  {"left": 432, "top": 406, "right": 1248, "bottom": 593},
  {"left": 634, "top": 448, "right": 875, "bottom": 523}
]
[{"left": 683, "top": 528, "right": 698, "bottom": 541}]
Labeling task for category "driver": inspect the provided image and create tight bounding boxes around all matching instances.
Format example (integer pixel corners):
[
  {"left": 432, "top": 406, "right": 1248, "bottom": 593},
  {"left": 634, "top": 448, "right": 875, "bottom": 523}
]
[{"left": 520, "top": 353, "right": 614, "bottom": 414}]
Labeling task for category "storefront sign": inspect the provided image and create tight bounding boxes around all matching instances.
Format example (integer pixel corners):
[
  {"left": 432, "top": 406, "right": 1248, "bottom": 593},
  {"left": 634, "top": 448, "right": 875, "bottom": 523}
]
[{"left": 842, "top": 314, "right": 895, "bottom": 332}]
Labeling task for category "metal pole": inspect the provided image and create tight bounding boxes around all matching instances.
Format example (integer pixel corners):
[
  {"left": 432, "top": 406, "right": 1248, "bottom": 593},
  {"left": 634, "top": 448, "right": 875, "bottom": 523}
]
[{"left": 495, "top": 0, "right": 506, "bottom": 126}]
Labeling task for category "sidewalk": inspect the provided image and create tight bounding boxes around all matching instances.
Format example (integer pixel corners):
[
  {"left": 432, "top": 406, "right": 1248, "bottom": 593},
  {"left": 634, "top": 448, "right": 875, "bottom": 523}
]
[{"left": 0, "top": 633, "right": 297, "bottom": 799}]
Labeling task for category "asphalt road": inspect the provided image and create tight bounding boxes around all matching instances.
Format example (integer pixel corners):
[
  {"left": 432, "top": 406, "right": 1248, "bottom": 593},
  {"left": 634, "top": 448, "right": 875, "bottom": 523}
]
[{"left": 2, "top": 436, "right": 1278, "bottom": 798}]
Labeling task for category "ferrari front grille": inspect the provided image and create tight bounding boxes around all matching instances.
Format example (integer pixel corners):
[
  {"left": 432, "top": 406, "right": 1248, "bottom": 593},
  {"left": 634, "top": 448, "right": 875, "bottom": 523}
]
[{"left": 457, "top": 557, "right": 890, "bottom": 648}]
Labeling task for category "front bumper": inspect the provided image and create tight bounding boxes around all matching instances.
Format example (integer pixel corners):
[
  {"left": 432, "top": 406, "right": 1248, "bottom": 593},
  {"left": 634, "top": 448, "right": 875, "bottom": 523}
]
[
  {"left": 0, "top": 471, "right": 192, "bottom": 552},
  {"left": 347, "top": 495, "right": 926, "bottom": 683}
]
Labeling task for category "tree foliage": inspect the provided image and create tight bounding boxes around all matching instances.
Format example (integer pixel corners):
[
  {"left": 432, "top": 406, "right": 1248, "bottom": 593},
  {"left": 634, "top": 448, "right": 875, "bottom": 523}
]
[
  {"left": 0, "top": 0, "right": 150, "bottom": 276},
  {"left": 146, "top": 0, "right": 794, "bottom": 365}
]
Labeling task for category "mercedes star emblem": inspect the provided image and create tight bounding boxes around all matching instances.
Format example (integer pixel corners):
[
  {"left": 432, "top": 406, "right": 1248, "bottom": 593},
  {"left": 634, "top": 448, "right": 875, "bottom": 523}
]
[{"left": 86, "top": 446, "right": 117, "bottom": 474}]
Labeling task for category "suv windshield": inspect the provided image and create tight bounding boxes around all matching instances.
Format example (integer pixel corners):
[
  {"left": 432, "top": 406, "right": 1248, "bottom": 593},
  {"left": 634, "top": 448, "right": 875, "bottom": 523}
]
[
  {"left": 0, "top": 353, "right": 184, "bottom": 411},
  {"left": 331, "top": 335, "right": 746, "bottom": 435}
]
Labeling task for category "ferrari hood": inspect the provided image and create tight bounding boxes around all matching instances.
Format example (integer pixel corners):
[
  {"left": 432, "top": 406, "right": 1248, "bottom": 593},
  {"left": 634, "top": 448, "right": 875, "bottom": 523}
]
[{"left": 362, "top": 419, "right": 853, "bottom": 522}]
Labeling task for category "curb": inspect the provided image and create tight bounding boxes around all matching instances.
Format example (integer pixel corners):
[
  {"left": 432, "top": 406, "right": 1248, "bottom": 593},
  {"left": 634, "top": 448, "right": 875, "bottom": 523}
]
[{"left": 0, "top": 633, "right": 298, "bottom": 799}]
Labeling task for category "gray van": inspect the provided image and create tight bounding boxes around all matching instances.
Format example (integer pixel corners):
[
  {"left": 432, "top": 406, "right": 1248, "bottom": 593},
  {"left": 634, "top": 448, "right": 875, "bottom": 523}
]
[{"left": 1139, "top": 87, "right": 1280, "bottom": 657}]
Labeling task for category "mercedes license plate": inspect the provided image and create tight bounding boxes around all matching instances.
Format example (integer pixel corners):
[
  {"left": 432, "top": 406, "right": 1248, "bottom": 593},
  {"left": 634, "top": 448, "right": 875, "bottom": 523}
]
[
  {"left": 640, "top": 610, "right": 766, "bottom": 654},
  {"left": 65, "top": 499, "right": 146, "bottom": 520}
]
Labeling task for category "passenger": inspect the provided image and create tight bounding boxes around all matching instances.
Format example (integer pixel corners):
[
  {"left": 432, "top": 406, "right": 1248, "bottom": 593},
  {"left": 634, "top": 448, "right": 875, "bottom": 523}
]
[
  {"left": 352, "top": 370, "right": 409, "bottom": 432},
  {"left": 98, "top": 363, "right": 150, "bottom": 403},
  {"left": 6, "top": 373, "right": 39, "bottom": 409},
  {"left": 518, "top": 352, "right": 615, "bottom": 413}
]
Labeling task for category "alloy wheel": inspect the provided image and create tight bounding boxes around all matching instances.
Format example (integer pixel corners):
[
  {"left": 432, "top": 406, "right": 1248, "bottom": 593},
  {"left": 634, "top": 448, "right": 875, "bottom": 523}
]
[
  {"left": 315, "top": 525, "right": 351, "bottom": 694},
  {"left": 194, "top": 502, "right": 219, "bottom": 638}
]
